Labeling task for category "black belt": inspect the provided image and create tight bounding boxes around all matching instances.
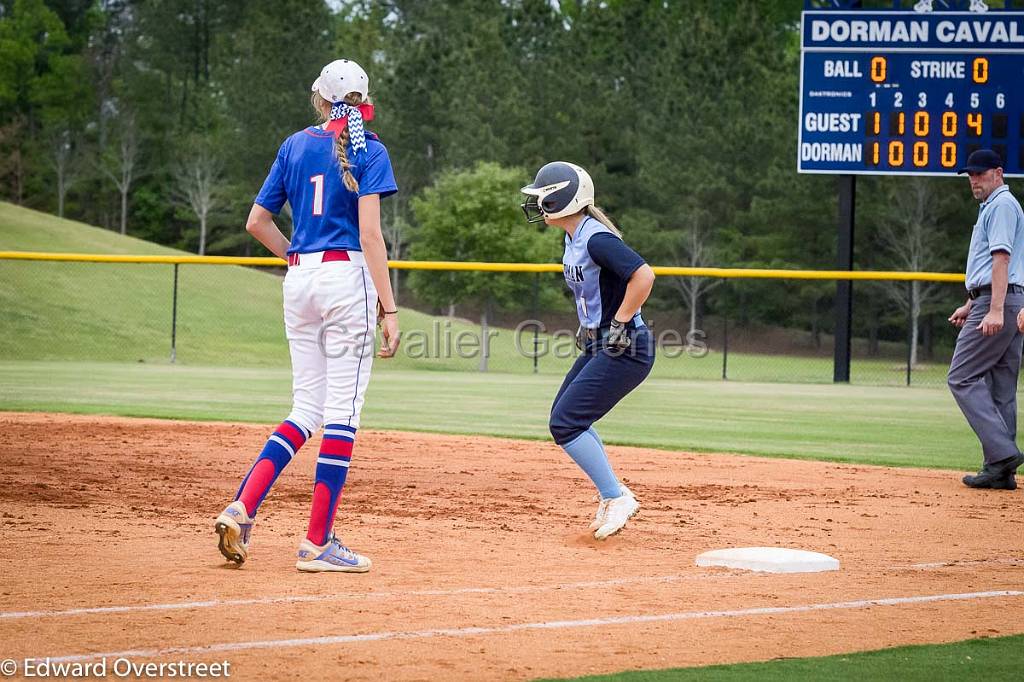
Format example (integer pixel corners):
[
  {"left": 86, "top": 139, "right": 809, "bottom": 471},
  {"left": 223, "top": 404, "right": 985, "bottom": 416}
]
[{"left": 968, "top": 284, "right": 1024, "bottom": 299}]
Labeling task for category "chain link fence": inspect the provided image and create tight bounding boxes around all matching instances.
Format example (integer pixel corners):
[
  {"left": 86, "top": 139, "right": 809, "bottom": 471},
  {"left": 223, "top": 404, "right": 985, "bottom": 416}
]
[{"left": 0, "top": 255, "right": 976, "bottom": 388}]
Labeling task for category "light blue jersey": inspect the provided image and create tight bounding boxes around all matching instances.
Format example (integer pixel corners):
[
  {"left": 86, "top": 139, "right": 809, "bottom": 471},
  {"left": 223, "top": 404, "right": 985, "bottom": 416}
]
[
  {"left": 563, "top": 216, "right": 646, "bottom": 329},
  {"left": 965, "top": 185, "right": 1024, "bottom": 289}
]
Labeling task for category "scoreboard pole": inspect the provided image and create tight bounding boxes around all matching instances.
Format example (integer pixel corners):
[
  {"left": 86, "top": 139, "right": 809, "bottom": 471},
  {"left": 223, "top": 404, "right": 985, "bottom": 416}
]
[
  {"left": 799, "top": 6, "right": 1024, "bottom": 383},
  {"left": 834, "top": 174, "right": 855, "bottom": 383}
]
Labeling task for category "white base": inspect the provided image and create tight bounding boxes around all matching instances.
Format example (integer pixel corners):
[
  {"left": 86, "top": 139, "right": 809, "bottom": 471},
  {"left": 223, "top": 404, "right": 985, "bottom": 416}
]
[{"left": 696, "top": 547, "right": 839, "bottom": 574}]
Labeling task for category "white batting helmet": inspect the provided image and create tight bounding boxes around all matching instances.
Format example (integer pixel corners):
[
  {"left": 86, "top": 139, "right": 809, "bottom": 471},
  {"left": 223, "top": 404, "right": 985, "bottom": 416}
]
[
  {"left": 311, "top": 59, "right": 369, "bottom": 103},
  {"left": 520, "top": 162, "right": 595, "bottom": 223}
]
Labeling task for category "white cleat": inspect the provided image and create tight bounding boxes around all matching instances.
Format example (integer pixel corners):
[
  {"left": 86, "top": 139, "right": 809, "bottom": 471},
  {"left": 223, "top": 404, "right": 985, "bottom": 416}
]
[
  {"left": 913, "top": 0, "right": 933, "bottom": 12},
  {"left": 589, "top": 497, "right": 610, "bottom": 531},
  {"left": 594, "top": 486, "right": 640, "bottom": 540},
  {"left": 970, "top": 0, "right": 989, "bottom": 12},
  {"left": 296, "top": 534, "right": 371, "bottom": 573},
  {"left": 589, "top": 484, "right": 635, "bottom": 531},
  {"left": 215, "top": 501, "right": 254, "bottom": 565}
]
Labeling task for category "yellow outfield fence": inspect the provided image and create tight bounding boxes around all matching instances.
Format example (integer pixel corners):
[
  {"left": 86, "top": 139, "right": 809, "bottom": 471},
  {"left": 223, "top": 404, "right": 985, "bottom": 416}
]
[
  {"left": 0, "top": 249, "right": 973, "bottom": 387},
  {"left": 0, "top": 250, "right": 966, "bottom": 282}
]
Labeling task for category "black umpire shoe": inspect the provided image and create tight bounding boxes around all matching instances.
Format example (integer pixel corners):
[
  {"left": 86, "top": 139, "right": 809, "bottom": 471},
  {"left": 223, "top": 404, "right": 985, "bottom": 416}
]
[{"left": 962, "top": 453, "right": 1024, "bottom": 490}]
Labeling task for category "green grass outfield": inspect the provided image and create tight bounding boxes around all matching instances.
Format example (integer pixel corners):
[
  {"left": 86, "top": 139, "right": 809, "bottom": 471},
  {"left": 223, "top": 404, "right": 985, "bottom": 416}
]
[
  {"left": 540, "top": 634, "right": 1024, "bottom": 681},
  {"left": 0, "top": 360, "right": 980, "bottom": 470},
  {"left": 0, "top": 201, "right": 949, "bottom": 386}
]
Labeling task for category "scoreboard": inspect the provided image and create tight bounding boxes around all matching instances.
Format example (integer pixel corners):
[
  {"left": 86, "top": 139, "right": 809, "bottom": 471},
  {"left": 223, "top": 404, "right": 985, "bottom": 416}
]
[{"left": 799, "top": 10, "right": 1024, "bottom": 177}]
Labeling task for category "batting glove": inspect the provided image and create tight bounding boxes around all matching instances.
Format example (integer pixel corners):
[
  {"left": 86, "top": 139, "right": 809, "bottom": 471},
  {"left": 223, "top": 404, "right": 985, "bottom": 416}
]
[{"left": 606, "top": 320, "right": 631, "bottom": 350}]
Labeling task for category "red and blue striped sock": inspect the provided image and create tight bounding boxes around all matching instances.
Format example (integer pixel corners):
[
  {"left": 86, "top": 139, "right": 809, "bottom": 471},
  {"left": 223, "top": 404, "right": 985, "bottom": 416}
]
[
  {"left": 235, "top": 420, "right": 309, "bottom": 517},
  {"left": 306, "top": 423, "right": 355, "bottom": 546}
]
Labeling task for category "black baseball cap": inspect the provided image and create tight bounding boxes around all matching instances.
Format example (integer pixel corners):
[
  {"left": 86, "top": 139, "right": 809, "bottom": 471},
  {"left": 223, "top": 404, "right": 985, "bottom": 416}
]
[{"left": 958, "top": 149, "right": 1003, "bottom": 174}]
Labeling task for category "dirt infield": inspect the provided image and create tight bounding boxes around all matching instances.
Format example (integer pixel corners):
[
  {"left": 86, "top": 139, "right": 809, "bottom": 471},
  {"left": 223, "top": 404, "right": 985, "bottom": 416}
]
[{"left": 1, "top": 412, "right": 1023, "bottom": 681}]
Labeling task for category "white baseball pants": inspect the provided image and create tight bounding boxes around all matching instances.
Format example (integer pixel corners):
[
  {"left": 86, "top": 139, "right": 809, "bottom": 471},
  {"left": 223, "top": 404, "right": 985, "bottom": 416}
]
[{"left": 281, "top": 250, "right": 377, "bottom": 435}]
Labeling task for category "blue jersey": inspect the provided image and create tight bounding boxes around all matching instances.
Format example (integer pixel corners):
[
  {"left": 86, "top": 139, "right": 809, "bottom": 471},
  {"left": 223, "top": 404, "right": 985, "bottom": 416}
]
[
  {"left": 964, "top": 185, "right": 1024, "bottom": 289},
  {"left": 255, "top": 126, "right": 398, "bottom": 255},
  {"left": 563, "top": 216, "right": 646, "bottom": 329}
]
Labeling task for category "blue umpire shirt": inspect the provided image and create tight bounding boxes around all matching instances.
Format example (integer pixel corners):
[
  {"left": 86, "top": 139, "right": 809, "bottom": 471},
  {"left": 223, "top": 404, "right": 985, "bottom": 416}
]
[
  {"left": 255, "top": 126, "right": 398, "bottom": 255},
  {"left": 964, "top": 184, "right": 1024, "bottom": 290}
]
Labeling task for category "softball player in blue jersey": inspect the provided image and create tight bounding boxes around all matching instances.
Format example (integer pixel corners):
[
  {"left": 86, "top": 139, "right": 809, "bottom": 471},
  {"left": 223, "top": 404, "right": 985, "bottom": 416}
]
[
  {"left": 215, "top": 59, "right": 399, "bottom": 572},
  {"left": 521, "top": 162, "right": 656, "bottom": 540}
]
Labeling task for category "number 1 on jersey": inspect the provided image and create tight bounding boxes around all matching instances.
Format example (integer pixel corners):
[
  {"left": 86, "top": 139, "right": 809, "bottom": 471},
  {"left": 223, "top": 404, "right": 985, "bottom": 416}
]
[{"left": 310, "top": 174, "right": 325, "bottom": 216}]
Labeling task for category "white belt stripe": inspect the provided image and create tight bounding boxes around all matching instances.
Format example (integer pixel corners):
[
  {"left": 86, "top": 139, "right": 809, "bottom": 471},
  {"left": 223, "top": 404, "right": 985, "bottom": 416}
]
[
  {"left": 289, "top": 250, "right": 367, "bottom": 267},
  {"left": 269, "top": 435, "right": 296, "bottom": 458},
  {"left": 317, "top": 457, "right": 350, "bottom": 468}
]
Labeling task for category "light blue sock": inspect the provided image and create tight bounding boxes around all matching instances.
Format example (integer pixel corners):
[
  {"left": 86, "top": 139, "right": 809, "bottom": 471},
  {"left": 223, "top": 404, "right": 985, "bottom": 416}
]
[{"left": 560, "top": 428, "right": 621, "bottom": 499}]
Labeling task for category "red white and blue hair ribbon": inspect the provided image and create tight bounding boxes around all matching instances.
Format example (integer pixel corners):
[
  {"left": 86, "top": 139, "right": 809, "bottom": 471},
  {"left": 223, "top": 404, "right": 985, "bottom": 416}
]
[{"left": 327, "top": 102, "right": 367, "bottom": 154}]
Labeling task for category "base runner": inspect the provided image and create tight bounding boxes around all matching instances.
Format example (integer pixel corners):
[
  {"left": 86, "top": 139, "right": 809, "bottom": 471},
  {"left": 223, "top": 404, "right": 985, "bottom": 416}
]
[{"left": 521, "top": 161, "right": 656, "bottom": 540}]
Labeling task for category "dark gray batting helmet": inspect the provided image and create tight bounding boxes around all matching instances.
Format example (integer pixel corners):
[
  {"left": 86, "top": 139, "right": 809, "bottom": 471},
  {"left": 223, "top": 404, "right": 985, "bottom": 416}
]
[{"left": 520, "top": 162, "right": 595, "bottom": 223}]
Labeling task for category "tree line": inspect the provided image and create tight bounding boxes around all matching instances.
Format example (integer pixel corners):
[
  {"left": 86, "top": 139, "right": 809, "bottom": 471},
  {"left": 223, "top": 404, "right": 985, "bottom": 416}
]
[{"left": 1, "top": 0, "right": 1016, "bottom": 360}]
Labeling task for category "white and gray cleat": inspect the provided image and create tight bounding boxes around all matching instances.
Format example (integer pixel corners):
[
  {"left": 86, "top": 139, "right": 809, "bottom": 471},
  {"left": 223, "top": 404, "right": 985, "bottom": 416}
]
[{"left": 594, "top": 485, "right": 640, "bottom": 540}]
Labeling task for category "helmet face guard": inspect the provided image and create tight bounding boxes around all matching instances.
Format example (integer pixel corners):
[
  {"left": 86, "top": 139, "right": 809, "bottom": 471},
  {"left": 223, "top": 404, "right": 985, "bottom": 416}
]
[
  {"left": 520, "top": 162, "right": 594, "bottom": 223},
  {"left": 520, "top": 194, "right": 545, "bottom": 223}
]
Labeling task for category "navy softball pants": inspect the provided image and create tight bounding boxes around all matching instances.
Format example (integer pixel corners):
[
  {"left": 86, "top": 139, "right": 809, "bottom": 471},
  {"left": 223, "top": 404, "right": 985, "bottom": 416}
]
[{"left": 549, "top": 328, "right": 655, "bottom": 445}]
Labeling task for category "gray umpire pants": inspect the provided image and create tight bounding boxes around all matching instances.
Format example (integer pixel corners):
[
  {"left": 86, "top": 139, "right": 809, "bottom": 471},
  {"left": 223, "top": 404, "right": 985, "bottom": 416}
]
[{"left": 947, "top": 291, "right": 1024, "bottom": 465}]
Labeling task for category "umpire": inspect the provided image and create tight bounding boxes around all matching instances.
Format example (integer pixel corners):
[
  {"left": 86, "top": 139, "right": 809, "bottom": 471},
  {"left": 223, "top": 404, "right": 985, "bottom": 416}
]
[{"left": 948, "top": 149, "right": 1024, "bottom": 490}]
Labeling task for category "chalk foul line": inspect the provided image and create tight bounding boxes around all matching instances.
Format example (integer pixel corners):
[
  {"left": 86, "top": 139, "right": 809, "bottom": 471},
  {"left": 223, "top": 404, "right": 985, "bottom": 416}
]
[
  {"left": 4, "top": 556, "right": 1022, "bottom": 622},
  {"left": 0, "top": 574, "right": 731, "bottom": 621},
  {"left": 44, "top": 589, "right": 1024, "bottom": 664}
]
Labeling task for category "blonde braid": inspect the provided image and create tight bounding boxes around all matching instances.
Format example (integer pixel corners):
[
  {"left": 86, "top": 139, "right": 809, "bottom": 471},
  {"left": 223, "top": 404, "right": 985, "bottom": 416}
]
[
  {"left": 335, "top": 124, "right": 359, "bottom": 193},
  {"left": 586, "top": 205, "right": 622, "bottom": 238},
  {"left": 311, "top": 91, "right": 361, "bottom": 193}
]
